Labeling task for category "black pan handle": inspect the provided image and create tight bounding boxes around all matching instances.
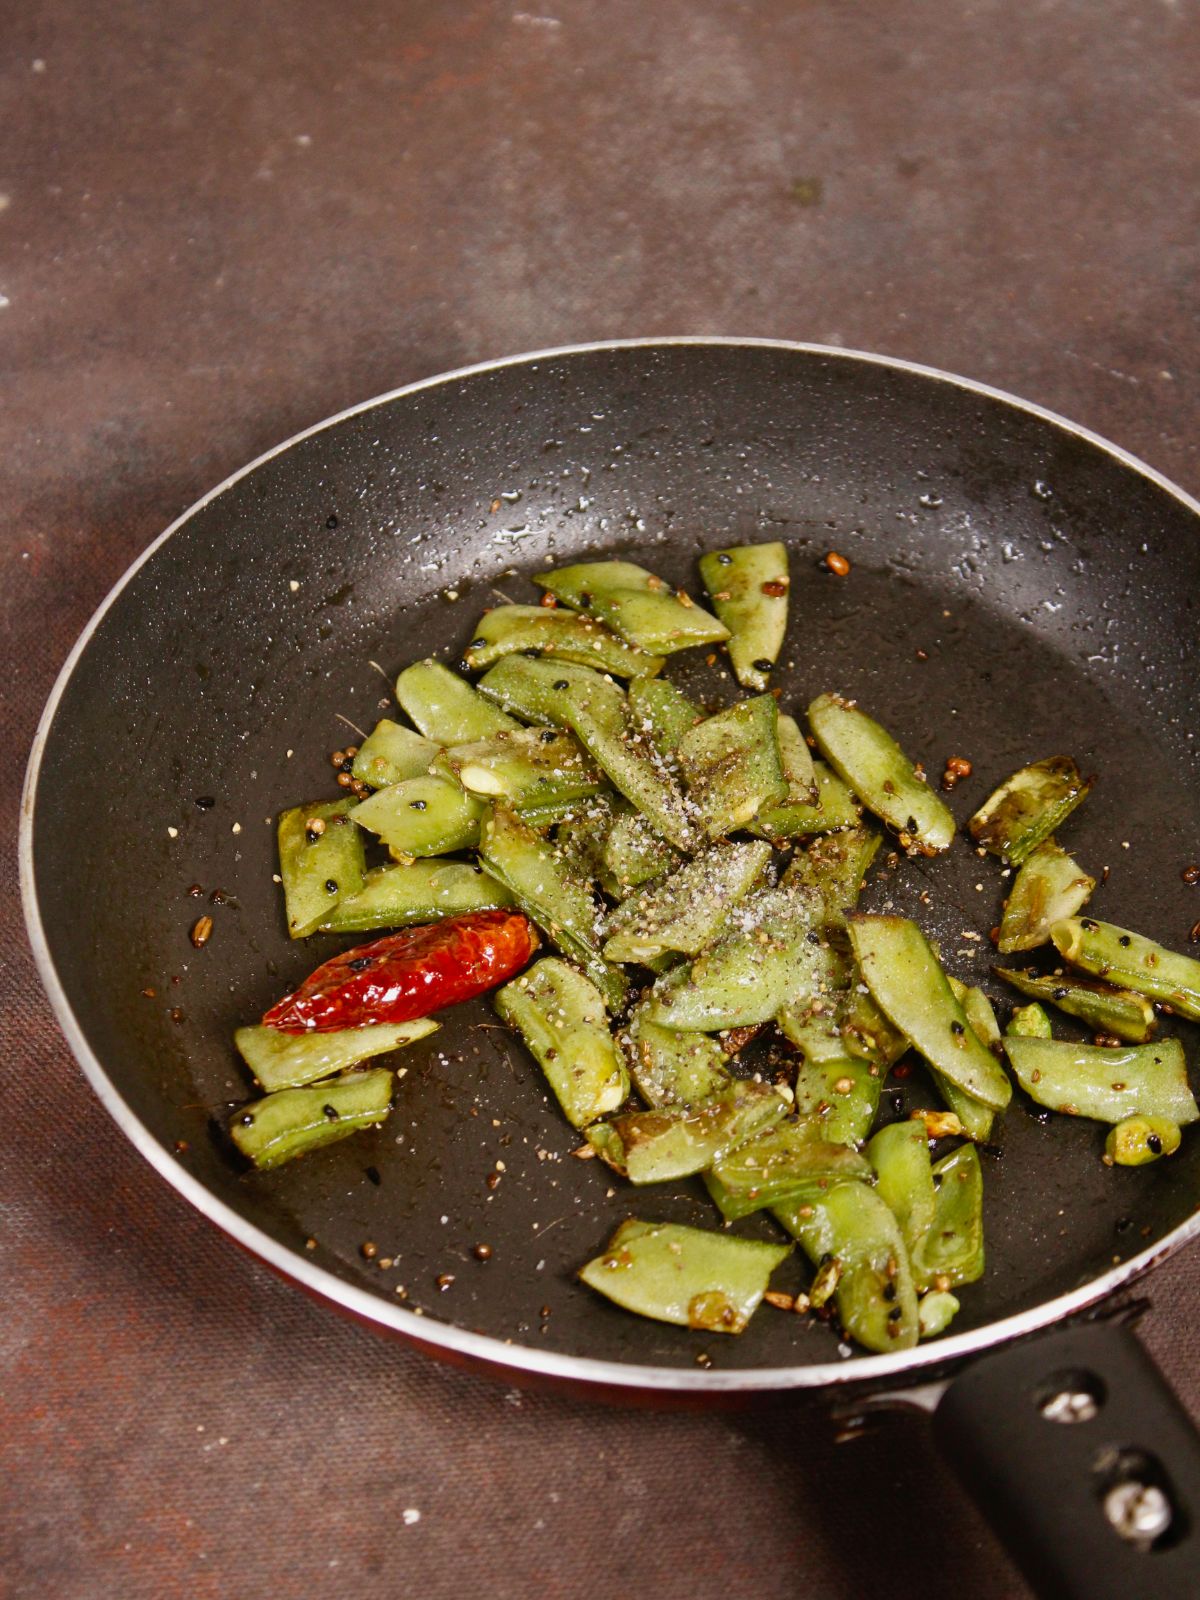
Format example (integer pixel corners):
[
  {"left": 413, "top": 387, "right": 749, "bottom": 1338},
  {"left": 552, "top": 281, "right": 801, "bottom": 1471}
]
[{"left": 932, "top": 1320, "right": 1200, "bottom": 1598}]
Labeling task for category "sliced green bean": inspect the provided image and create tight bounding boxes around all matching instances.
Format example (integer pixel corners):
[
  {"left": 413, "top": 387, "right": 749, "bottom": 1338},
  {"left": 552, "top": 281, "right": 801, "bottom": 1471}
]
[
  {"left": 602, "top": 810, "right": 683, "bottom": 894},
  {"left": 277, "top": 799, "right": 366, "bottom": 938},
  {"left": 968, "top": 757, "right": 1090, "bottom": 866},
  {"left": 536, "top": 560, "right": 729, "bottom": 655},
  {"left": 627, "top": 677, "right": 702, "bottom": 760},
  {"left": 840, "top": 983, "right": 910, "bottom": 1073},
  {"left": 396, "top": 659, "right": 518, "bottom": 743},
  {"left": 352, "top": 773, "right": 484, "bottom": 857},
  {"left": 1003, "top": 1036, "right": 1197, "bottom": 1124},
  {"left": 997, "top": 838, "right": 1095, "bottom": 953},
  {"left": 230, "top": 1068, "right": 394, "bottom": 1170},
  {"left": 479, "top": 804, "right": 625, "bottom": 1010},
  {"left": 707, "top": 1119, "right": 871, "bottom": 1220},
  {"left": 438, "top": 727, "right": 604, "bottom": 810},
  {"left": 946, "top": 978, "right": 1002, "bottom": 1056},
  {"left": 351, "top": 719, "right": 441, "bottom": 790},
  {"left": 579, "top": 1218, "right": 790, "bottom": 1334},
  {"left": 495, "top": 958, "right": 629, "bottom": 1128},
  {"left": 784, "top": 824, "right": 881, "bottom": 930},
  {"left": 518, "top": 796, "right": 600, "bottom": 833},
  {"left": 586, "top": 1081, "right": 786, "bottom": 1182},
  {"left": 677, "top": 696, "right": 788, "bottom": 838},
  {"left": 867, "top": 1121, "right": 937, "bottom": 1257},
  {"left": 1105, "top": 1115, "right": 1182, "bottom": 1167},
  {"left": 235, "top": 1019, "right": 437, "bottom": 1092},
  {"left": 603, "top": 840, "right": 772, "bottom": 964},
  {"left": 790, "top": 1056, "right": 886, "bottom": 1147},
  {"left": 644, "top": 885, "right": 823, "bottom": 1031},
  {"left": 754, "top": 755, "right": 858, "bottom": 843},
  {"left": 807, "top": 694, "right": 954, "bottom": 852},
  {"left": 995, "top": 965, "right": 1157, "bottom": 1044},
  {"left": 938, "top": 978, "right": 1002, "bottom": 1142},
  {"left": 463, "top": 604, "right": 664, "bottom": 678},
  {"left": 773, "top": 1182, "right": 920, "bottom": 1352},
  {"left": 477, "top": 657, "right": 695, "bottom": 850},
  {"left": 619, "top": 1007, "right": 732, "bottom": 1109},
  {"left": 1007, "top": 1001, "right": 1053, "bottom": 1039},
  {"left": 698, "top": 542, "right": 789, "bottom": 691},
  {"left": 914, "top": 1144, "right": 985, "bottom": 1291},
  {"left": 1051, "top": 916, "right": 1200, "bottom": 1023},
  {"left": 320, "top": 859, "right": 514, "bottom": 933},
  {"left": 918, "top": 1290, "right": 961, "bottom": 1338},
  {"left": 848, "top": 916, "right": 1013, "bottom": 1110}
]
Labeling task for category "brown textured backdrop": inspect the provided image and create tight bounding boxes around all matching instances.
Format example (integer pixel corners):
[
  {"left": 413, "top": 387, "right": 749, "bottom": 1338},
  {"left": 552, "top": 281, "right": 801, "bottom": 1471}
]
[{"left": 4, "top": 3, "right": 1199, "bottom": 1596}]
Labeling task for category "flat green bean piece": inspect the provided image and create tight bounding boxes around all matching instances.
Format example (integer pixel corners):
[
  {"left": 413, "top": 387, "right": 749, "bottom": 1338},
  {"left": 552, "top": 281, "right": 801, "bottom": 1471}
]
[
  {"left": 677, "top": 696, "right": 788, "bottom": 838},
  {"left": 774, "top": 1182, "right": 920, "bottom": 1352},
  {"left": 807, "top": 694, "right": 955, "bottom": 852},
  {"left": 320, "top": 860, "right": 515, "bottom": 933},
  {"left": 995, "top": 965, "right": 1157, "bottom": 1044},
  {"left": 997, "top": 838, "right": 1095, "bottom": 953},
  {"left": 754, "top": 755, "right": 858, "bottom": 842},
  {"left": 603, "top": 840, "right": 772, "bottom": 964},
  {"left": 849, "top": 916, "right": 1013, "bottom": 1110},
  {"left": 462, "top": 604, "right": 665, "bottom": 678},
  {"left": 277, "top": 799, "right": 366, "bottom": 938},
  {"left": 913, "top": 1144, "right": 985, "bottom": 1291},
  {"left": 937, "top": 978, "right": 1002, "bottom": 1142},
  {"left": 1007, "top": 1001, "right": 1053, "bottom": 1039},
  {"left": 478, "top": 657, "right": 695, "bottom": 850},
  {"left": 698, "top": 542, "right": 790, "bottom": 691},
  {"left": 552, "top": 795, "right": 616, "bottom": 883},
  {"left": 1105, "top": 1115, "right": 1182, "bottom": 1167},
  {"left": 867, "top": 1121, "right": 937, "bottom": 1256},
  {"left": 587, "top": 1081, "right": 786, "bottom": 1183},
  {"left": 519, "top": 796, "right": 600, "bottom": 833},
  {"left": 351, "top": 719, "right": 442, "bottom": 790},
  {"left": 578, "top": 1219, "right": 790, "bottom": 1334},
  {"left": 495, "top": 958, "right": 629, "bottom": 1129},
  {"left": 707, "top": 1119, "right": 871, "bottom": 1220},
  {"left": 953, "top": 982, "right": 1002, "bottom": 1051},
  {"left": 235, "top": 1019, "right": 437, "bottom": 1092},
  {"left": 784, "top": 824, "right": 881, "bottom": 930},
  {"left": 1003, "top": 1036, "right": 1198, "bottom": 1124},
  {"left": 601, "top": 811, "right": 683, "bottom": 894},
  {"left": 967, "top": 757, "right": 1090, "bottom": 866},
  {"left": 1051, "top": 916, "right": 1200, "bottom": 1023},
  {"left": 776, "top": 936, "right": 851, "bottom": 1059},
  {"left": 438, "top": 728, "right": 604, "bottom": 810},
  {"left": 627, "top": 677, "right": 702, "bottom": 760},
  {"left": 536, "top": 560, "right": 730, "bottom": 655},
  {"left": 778, "top": 999, "right": 847, "bottom": 1065},
  {"left": 395, "top": 659, "right": 518, "bottom": 743},
  {"left": 352, "top": 773, "right": 484, "bottom": 857},
  {"left": 839, "top": 983, "right": 910, "bottom": 1074},
  {"left": 619, "top": 1007, "right": 732, "bottom": 1109},
  {"left": 645, "top": 885, "right": 823, "bottom": 1031},
  {"left": 230, "top": 1068, "right": 394, "bottom": 1170},
  {"left": 790, "top": 1057, "right": 885, "bottom": 1147},
  {"left": 918, "top": 1290, "right": 961, "bottom": 1338},
  {"left": 479, "top": 805, "right": 625, "bottom": 1011}
]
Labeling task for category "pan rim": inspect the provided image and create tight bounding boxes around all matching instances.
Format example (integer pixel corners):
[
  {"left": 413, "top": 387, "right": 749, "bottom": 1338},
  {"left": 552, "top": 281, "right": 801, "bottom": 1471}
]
[{"left": 20, "top": 335, "right": 1200, "bottom": 1394}]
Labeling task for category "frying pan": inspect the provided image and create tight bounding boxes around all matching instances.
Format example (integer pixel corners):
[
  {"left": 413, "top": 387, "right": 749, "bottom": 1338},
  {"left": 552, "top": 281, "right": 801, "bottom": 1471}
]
[{"left": 21, "top": 339, "right": 1200, "bottom": 1596}]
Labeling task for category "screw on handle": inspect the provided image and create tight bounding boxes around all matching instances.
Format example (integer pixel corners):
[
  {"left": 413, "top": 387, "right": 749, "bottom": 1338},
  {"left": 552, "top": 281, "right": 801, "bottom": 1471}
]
[{"left": 932, "top": 1321, "right": 1200, "bottom": 1599}]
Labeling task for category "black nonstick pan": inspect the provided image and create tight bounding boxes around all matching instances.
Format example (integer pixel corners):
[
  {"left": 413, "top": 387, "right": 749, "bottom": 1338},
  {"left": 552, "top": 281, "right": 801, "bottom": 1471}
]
[{"left": 21, "top": 339, "right": 1200, "bottom": 1596}]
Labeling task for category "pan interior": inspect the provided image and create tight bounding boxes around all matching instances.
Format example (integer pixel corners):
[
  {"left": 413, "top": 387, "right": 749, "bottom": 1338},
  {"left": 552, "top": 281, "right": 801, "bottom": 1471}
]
[{"left": 29, "top": 343, "right": 1200, "bottom": 1377}]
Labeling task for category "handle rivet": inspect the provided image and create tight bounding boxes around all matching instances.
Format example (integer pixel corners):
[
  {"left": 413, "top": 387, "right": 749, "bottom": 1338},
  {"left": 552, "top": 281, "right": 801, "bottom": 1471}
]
[
  {"left": 1039, "top": 1388, "right": 1099, "bottom": 1424},
  {"left": 1103, "top": 1481, "right": 1172, "bottom": 1546}
]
